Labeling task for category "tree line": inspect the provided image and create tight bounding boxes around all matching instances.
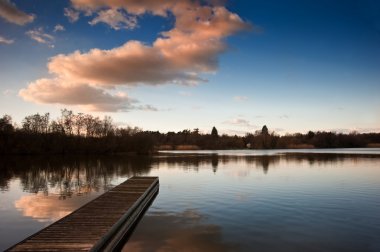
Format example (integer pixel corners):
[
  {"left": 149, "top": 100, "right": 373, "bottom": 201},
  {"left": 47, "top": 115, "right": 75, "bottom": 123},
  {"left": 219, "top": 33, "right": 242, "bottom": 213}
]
[
  {"left": 243, "top": 126, "right": 380, "bottom": 149},
  {"left": 150, "top": 125, "right": 380, "bottom": 150},
  {"left": 1, "top": 110, "right": 379, "bottom": 155},
  {"left": 0, "top": 110, "right": 153, "bottom": 154}
]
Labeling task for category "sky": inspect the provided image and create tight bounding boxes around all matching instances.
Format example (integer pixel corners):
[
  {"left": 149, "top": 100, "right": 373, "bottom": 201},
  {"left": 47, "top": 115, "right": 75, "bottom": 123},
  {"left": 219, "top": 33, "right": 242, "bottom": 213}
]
[{"left": 0, "top": 0, "right": 379, "bottom": 135}]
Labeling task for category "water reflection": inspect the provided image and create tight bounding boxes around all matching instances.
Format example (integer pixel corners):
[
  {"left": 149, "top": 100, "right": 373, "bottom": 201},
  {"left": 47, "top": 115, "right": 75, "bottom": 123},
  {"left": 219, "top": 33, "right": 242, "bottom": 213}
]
[
  {"left": 1, "top": 153, "right": 379, "bottom": 194},
  {"left": 123, "top": 209, "right": 238, "bottom": 252},
  {"left": 1, "top": 152, "right": 380, "bottom": 251},
  {"left": 211, "top": 154, "right": 218, "bottom": 173},
  {"left": 0, "top": 155, "right": 153, "bottom": 194},
  {"left": 15, "top": 193, "right": 79, "bottom": 222},
  {"left": 156, "top": 153, "right": 379, "bottom": 174}
]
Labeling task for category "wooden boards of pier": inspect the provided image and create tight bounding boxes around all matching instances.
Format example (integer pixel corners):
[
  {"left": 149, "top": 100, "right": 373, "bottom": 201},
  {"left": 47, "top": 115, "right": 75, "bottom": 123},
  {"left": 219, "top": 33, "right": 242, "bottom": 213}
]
[{"left": 7, "top": 176, "right": 159, "bottom": 252}]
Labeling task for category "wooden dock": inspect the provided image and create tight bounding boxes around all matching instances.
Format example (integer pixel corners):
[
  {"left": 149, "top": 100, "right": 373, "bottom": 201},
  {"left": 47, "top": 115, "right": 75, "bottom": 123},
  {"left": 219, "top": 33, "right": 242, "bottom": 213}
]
[{"left": 7, "top": 176, "right": 159, "bottom": 252}]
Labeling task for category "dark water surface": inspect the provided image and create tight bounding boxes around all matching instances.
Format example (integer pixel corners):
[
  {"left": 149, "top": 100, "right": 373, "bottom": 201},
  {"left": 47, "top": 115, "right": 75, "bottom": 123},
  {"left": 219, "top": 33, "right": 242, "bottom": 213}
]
[{"left": 1, "top": 149, "right": 380, "bottom": 251}]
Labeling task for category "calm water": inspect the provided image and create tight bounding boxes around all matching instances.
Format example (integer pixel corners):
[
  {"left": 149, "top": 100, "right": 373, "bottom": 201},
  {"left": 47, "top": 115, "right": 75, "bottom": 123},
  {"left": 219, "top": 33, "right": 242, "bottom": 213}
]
[{"left": 1, "top": 149, "right": 380, "bottom": 251}]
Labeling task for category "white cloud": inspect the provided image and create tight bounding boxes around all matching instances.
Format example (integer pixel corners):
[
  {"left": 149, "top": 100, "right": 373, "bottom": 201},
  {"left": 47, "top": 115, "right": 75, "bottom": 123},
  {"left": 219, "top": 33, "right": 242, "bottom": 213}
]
[
  {"left": 26, "top": 27, "right": 54, "bottom": 47},
  {"left": 0, "top": 0, "right": 35, "bottom": 25},
  {"left": 21, "top": 0, "right": 250, "bottom": 112},
  {"left": 64, "top": 7, "right": 80, "bottom": 23},
  {"left": 0, "top": 35, "right": 14, "bottom": 44},
  {"left": 89, "top": 8, "right": 137, "bottom": 30},
  {"left": 54, "top": 24, "right": 65, "bottom": 32}
]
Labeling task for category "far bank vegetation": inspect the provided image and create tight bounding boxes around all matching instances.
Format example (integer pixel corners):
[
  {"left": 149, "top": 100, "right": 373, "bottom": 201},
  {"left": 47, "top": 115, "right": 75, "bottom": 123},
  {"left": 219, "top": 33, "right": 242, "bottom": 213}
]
[{"left": 0, "top": 110, "right": 380, "bottom": 155}]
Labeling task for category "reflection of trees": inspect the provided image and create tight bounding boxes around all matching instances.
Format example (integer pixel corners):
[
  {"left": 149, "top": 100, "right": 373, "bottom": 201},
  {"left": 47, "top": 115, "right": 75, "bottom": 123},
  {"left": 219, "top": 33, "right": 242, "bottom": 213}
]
[
  {"left": 0, "top": 156, "right": 152, "bottom": 196},
  {"left": 1, "top": 153, "right": 379, "bottom": 193},
  {"left": 211, "top": 155, "right": 218, "bottom": 173},
  {"left": 0, "top": 164, "right": 12, "bottom": 191},
  {"left": 151, "top": 153, "right": 380, "bottom": 175},
  {"left": 244, "top": 156, "right": 281, "bottom": 174},
  {"left": 153, "top": 155, "right": 281, "bottom": 174},
  {"left": 282, "top": 153, "right": 379, "bottom": 166}
]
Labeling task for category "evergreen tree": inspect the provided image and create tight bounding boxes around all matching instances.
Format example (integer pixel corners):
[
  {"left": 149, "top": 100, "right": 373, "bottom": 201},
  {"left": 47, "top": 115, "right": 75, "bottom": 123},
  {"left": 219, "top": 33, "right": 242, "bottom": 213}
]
[
  {"left": 261, "top": 125, "right": 269, "bottom": 135},
  {"left": 211, "top": 126, "right": 218, "bottom": 137}
]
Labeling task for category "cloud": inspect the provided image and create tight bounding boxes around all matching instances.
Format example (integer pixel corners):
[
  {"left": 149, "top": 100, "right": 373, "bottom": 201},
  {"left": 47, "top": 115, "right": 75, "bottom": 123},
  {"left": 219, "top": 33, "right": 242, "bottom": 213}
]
[
  {"left": 70, "top": 0, "right": 180, "bottom": 16},
  {"left": 19, "top": 78, "right": 139, "bottom": 112},
  {"left": 0, "top": 35, "right": 14, "bottom": 44},
  {"left": 222, "top": 117, "right": 259, "bottom": 135},
  {"left": 46, "top": 2, "right": 249, "bottom": 86},
  {"left": 47, "top": 41, "right": 208, "bottom": 86},
  {"left": 64, "top": 7, "right": 80, "bottom": 23},
  {"left": 54, "top": 24, "right": 65, "bottom": 32},
  {"left": 26, "top": 27, "right": 54, "bottom": 47},
  {"left": 21, "top": 0, "right": 249, "bottom": 111},
  {"left": 89, "top": 8, "right": 137, "bottom": 30},
  {"left": 224, "top": 118, "right": 256, "bottom": 128},
  {"left": 234, "top": 96, "right": 248, "bottom": 101},
  {"left": 0, "top": 0, "right": 35, "bottom": 25}
]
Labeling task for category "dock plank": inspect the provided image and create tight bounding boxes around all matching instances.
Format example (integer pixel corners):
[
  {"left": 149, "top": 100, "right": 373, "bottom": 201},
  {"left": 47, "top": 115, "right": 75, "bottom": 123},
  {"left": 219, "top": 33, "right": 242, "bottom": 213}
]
[{"left": 7, "top": 176, "right": 159, "bottom": 252}]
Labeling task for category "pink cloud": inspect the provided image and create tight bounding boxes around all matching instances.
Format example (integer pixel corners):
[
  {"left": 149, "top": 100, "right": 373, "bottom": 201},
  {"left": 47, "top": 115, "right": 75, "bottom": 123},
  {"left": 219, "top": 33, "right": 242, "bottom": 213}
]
[
  {"left": 0, "top": 0, "right": 34, "bottom": 25},
  {"left": 47, "top": 41, "right": 202, "bottom": 86},
  {"left": 64, "top": 7, "right": 80, "bottom": 23},
  {"left": 89, "top": 8, "right": 137, "bottom": 30},
  {"left": 26, "top": 27, "right": 55, "bottom": 47},
  {"left": 19, "top": 78, "right": 139, "bottom": 112},
  {"left": 71, "top": 0, "right": 179, "bottom": 16},
  {"left": 20, "top": 0, "right": 250, "bottom": 111}
]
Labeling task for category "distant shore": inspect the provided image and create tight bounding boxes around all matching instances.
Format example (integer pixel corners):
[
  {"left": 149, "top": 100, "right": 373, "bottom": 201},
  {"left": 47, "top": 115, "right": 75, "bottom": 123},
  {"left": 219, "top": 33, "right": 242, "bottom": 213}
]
[{"left": 1, "top": 111, "right": 380, "bottom": 155}]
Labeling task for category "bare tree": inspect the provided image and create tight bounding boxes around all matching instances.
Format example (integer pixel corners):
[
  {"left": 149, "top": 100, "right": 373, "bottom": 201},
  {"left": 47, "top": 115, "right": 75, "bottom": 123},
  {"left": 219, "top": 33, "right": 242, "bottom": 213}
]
[
  {"left": 0, "top": 115, "right": 13, "bottom": 133},
  {"left": 21, "top": 113, "right": 49, "bottom": 134},
  {"left": 74, "top": 113, "right": 85, "bottom": 136},
  {"left": 60, "top": 109, "right": 74, "bottom": 135}
]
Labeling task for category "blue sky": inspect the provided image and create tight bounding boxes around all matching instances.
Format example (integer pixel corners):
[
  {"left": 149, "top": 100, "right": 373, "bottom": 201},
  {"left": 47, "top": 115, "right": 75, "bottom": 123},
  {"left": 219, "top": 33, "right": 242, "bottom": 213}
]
[{"left": 0, "top": 0, "right": 379, "bottom": 135}]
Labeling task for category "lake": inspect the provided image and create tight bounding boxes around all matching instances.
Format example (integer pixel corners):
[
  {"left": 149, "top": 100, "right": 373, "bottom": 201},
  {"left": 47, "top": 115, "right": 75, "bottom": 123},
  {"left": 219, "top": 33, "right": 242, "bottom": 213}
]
[{"left": 1, "top": 149, "right": 380, "bottom": 251}]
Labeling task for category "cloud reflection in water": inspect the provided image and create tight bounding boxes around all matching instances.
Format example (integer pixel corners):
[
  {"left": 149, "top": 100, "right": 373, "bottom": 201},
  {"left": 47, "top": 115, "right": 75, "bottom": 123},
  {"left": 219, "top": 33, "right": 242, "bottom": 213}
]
[
  {"left": 124, "top": 209, "right": 238, "bottom": 252},
  {"left": 14, "top": 192, "right": 101, "bottom": 222}
]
